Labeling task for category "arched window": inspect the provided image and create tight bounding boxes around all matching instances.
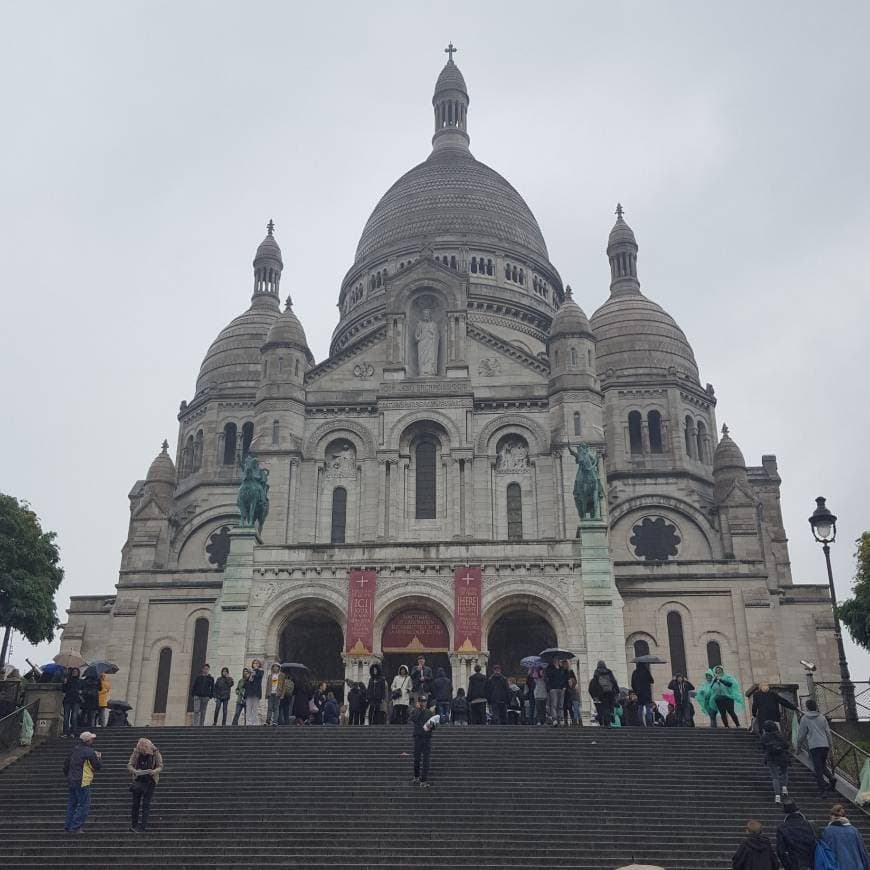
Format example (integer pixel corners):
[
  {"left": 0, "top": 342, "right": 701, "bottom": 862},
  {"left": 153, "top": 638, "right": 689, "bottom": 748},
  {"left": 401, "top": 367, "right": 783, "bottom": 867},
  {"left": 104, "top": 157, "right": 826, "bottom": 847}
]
[
  {"left": 186, "top": 617, "right": 209, "bottom": 713},
  {"left": 153, "top": 647, "right": 172, "bottom": 715},
  {"left": 272, "top": 420, "right": 279, "bottom": 445},
  {"left": 182, "top": 435, "right": 194, "bottom": 477},
  {"left": 706, "top": 640, "right": 722, "bottom": 668},
  {"left": 506, "top": 482, "right": 523, "bottom": 540},
  {"left": 684, "top": 415, "right": 695, "bottom": 459},
  {"left": 295, "top": 359, "right": 300, "bottom": 378},
  {"left": 696, "top": 421, "right": 707, "bottom": 463},
  {"left": 633, "top": 639, "right": 650, "bottom": 659},
  {"left": 193, "top": 430, "right": 203, "bottom": 472},
  {"left": 573, "top": 412, "right": 581, "bottom": 436},
  {"left": 330, "top": 487, "right": 347, "bottom": 544},
  {"left": 518, "top": 269, "right": 524, "bottom": 285},
  {"left": 628, "top": 411, "right": 643, "bottom": 455},
  {"left": 415, "top": 441, "right": 437, "bottom": 519},
  {"left": 486, "top": 259, "right": 493, "bottom": 276},
  {"left": 376, "top": 272, "right": 382, "bottom": 288},
  {"left": 667, "top": 611, "right": 687, "bottom": 678},
  {"left": 587, "top": 349, "right": 592, "bottom": 367},
  {"left": 450, "top": 255, "right": 456, "bottom": 270},
  {"left": 648, "top": 411, "right": 663, "bottom": 453},
  {"left": 570, "top": 347, "right": 577, "bottom": 366},
  {"left": 222, "top": 423, "right": 237, "bottom": 465},
  {"left": 512, "top": 266, "right": 518, "bottom": 282},
  {"left": 241, "top": 422, "right": 254, "bottom": 457},
  {"left": 471, "top": 257, "right": 478, "bottom": 274},
  {"left": 505, "top": 263, "right": 511, "bottom": 280}
]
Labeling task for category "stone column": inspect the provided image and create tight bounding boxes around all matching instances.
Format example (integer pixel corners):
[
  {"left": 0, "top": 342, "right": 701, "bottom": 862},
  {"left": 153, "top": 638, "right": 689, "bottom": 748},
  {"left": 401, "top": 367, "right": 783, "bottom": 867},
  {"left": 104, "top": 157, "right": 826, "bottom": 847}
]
[{"left": 210, "top": 527, "right": 260, "bottom": 685}]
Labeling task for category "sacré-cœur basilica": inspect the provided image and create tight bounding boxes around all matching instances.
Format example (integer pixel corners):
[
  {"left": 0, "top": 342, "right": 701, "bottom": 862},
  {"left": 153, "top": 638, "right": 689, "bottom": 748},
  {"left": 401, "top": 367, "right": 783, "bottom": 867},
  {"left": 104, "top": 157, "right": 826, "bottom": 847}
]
[{"left": 59, "top": 49, "right": 838, "bottom": 725}]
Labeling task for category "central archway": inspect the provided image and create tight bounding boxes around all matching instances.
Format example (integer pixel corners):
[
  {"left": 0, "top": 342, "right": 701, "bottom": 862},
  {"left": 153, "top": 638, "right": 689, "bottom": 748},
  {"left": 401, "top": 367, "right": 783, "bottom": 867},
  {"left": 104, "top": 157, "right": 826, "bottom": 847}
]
[
  {"left": 487, "top": 610, "right": 557, "bottom": 680},
  {"left": 280, "top": 612, "right": 345, "bottom": 702},
  {"left": 381, "top": 608, "right": 451, "bottom": 683}
]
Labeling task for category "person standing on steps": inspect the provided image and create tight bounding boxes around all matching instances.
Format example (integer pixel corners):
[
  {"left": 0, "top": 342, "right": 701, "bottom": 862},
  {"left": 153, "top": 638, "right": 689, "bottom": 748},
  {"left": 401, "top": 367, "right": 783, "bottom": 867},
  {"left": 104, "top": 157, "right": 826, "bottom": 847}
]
[
  {"left": 347, "top": 681, "right": 367, "bottom": 725},
  {"left": 710, "top": 665, "right": 742, "bottom": 728},
  {"left": 127, "top": 737, "right": 164, "bottom": 832},
  {"left": 265, "top": 663, "right": 287, "bottom": 726},
  {"left": 231, "top": 667, "right": 250, "bottom": 725},
  {"left": 544, "top": 657, "right": 567, "bottom": 726},
  {"left": 623, "top": 691, "right": 643, "bottom": 727},
  {"left": 451, "top": 688, "right": 468, "bottom": 725},
  {"left": 80, "top": 671, "right": 99, "bottom": 730},
  {"left": 821, "top": 803, "right": 870, "bottom": 870},
  {"left": 667, "top": 674, "right": 695, "bottom": 726},
  {"left": 796, "top": 698, "right": 836, "bottom": 795},
  {"left": 560, "top": 660, "right": 577, "bottom": 725},
  {"left": 507, "top": 677, "right": 523, "bottom": 724},
  {"left": 760, "top": 720, "right": 792, "bottom": 803},
  {"left": 97, "top": 672, "right": 111, "bottom": 728},
  {"left": 467, "top": 663, "right": 488, "bottom": 725},
  {"left": 244, "top": 660, "right": 264, "bottom": 726},
  {"left": 732, "top": 819, "right": 780, "bottom": 870},
  {"left": 278, "top": 674, "right": 295, "bottom": 725},
  {"left": 588, "top": 660, "right": 619, "bottom": 728},
  {"left": 776, "top": 800, "right": 817, "bottom": 870},
  {"left": 367, "top": 663, "right": 387, "bottom": 725},
  {"left": 292, "top": 677, "right": 311, "bottom": 725},
  {"left": 409, "top": 695, "right": 440, "bottom": 788},
  {"left": 63, "top": 731, "right": 101, "bottom": 833},
  {"left": 62, "top": 667, "right": 83, "bottom": 737},
  {"left": 321, "top": 691, "right": 340, "bottom": 725},
  {"left": 212, "top": 668, "right": 234, "bottom": 726},
  {"left": 531, "top": 666, "right": 547, "bottom": 725},
  {"left": 390, "top": 665, "right": 412, "bottom": 724},
  {"left": 486, "top": 664, "right": 510, "bottom": 725},
  {"left": 411, "top": 655, "right": 433, "bottom": 706},
  {"left": 433, "top": 667, "right": 453, "bottom": 721},
  {"left": 630, "top": 661, "right": 655, "bottom": 726},
  {"left": 190, "top": 664, "right": 214, "bottom": 727},
  {"left": 751, "top": 684, "right": 797, "bottom": 735}
]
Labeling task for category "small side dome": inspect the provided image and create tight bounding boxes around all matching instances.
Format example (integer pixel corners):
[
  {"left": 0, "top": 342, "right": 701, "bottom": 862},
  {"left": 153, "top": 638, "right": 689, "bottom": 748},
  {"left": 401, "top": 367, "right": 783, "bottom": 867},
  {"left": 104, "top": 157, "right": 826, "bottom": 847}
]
[
  {"left": 434, "top": 58, "right": 468, "bottom": 98},
  {"left": 550, "top": 286, "right": 593, "bottom": 339},
  {"left": 262, "top": 297, "right": 314, "bottom": 362},
  {"left": 607, "top": 204, "right": 638, "bottom": 251},
  {"left": 144, "top": 440, "right": 176, "bottom": 498},
  {"left": 255, "top": 224, "right": 283, "bottom": 268},
  {"left": 713, "top": 424, "right": 747, "bottom": 475}
]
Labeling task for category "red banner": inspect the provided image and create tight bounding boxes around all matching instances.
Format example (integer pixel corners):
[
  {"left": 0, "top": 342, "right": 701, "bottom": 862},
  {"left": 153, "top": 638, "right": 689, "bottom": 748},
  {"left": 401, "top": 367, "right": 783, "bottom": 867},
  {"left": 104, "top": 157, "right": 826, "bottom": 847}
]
[
  {"left": 346, "top": 570, "right": 377, "bottom": 655},
  {"left": 382, "top": 609, "right": 449, "bottom": 652},
  {"left": 454, "top": 567, "right": 482, "bottom": 652}
]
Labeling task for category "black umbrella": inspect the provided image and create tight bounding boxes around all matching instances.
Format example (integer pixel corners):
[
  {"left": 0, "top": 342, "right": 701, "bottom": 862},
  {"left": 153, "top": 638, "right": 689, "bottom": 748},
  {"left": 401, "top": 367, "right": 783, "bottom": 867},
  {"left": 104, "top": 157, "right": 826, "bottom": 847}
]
[
  {"left": 107, "top": 699, "right": 132, "bottom": 711},
  {"left": 631, "top": 655, "right": 668, "bottom": 665},
  {"left": 539, "top": 648, "right": 576, "bottom": 661},
  {"left": 280, "top": 662, "right": 311, "bottom": 677}
]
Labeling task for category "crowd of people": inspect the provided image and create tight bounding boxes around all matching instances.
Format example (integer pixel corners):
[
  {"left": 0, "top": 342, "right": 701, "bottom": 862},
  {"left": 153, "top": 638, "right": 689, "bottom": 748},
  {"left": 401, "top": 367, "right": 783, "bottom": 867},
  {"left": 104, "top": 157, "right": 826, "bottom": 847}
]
[{"left": 60, "top": 668, "right": 113, "bottom": 735}]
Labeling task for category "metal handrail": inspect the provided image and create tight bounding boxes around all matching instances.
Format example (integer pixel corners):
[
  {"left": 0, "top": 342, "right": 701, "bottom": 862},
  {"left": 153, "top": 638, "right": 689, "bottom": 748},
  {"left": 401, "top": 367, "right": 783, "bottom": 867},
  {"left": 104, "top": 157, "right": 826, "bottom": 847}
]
[
  {"left": 813, "top": 682, "right": 870, "bottom": 721},
  {"left": 0, "top": 699, "right": 40, "bottom": 754}
]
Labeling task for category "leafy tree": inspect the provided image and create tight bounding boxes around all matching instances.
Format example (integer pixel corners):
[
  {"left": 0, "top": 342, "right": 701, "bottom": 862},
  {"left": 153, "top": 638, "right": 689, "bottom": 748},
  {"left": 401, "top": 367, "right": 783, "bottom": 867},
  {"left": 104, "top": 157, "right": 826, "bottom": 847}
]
[
  {"left": 0, "top": 494, "right": 64, "bottom": 668},
  {"left": 838, "top": 532, "right": 870, "bottom": 651}
]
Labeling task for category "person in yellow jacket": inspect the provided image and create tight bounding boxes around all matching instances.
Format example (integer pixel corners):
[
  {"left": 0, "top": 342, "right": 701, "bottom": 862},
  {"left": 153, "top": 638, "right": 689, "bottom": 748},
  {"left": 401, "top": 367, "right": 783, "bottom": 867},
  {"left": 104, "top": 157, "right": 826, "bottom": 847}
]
[{"left": 97, "top": 674, "right": 110, "bottom": 728}]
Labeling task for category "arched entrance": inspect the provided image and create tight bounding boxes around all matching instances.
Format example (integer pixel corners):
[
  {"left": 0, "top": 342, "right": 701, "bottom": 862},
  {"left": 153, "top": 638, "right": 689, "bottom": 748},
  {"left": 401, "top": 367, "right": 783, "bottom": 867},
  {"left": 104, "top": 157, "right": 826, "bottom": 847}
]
[
  {"left": 381, "top": 608, "right": 451, "bottom": 683},
  {"left": 487, "top": 610, "right": 557, "bottom": 680},
  {"left": 280, "top": 612, "right": 345, "bottom": 702}
]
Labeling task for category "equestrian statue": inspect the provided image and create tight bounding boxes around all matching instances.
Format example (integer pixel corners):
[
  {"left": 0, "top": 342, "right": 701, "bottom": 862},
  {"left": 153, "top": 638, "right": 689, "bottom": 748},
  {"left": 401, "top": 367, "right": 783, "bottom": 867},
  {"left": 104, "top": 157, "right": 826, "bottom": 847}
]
[
  {"left": 237, "top": 452, "right": 270, "bottom": 532},
  {"left": 568, "top": 442, "right": 604, "bottom": 521}
]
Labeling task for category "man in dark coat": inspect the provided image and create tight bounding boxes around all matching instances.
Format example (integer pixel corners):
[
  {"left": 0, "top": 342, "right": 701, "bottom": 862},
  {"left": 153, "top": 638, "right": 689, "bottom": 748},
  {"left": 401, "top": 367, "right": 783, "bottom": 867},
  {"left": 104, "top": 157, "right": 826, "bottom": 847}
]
[
  {"left": 544, "top": 659, "right": 568, "bottom": 727},
  {"left": 485, "top": 664, "right": 510, "bottom": 725},
  {"left": 411, "top": 655, "right": 433, "bottom": 704},
  {"left": 63, "top": 731, "right": 102, "bottom": 833},
  {"left": 432, "top": 668, "right": 452, "bottom": 720},
  {"left": 190, "top": 664, "right": 215, "bottom": 727},
  {"left": 588, "top": 660, "right": 619, "bottom": 728},
  {"left": 667, "top": 674, "right": 695, "bottom": 726},
  {"left": 752, "top": 684, "right": 797, "bottom": 733},
  {"left": 347, "top": 682, "right": 367, "bottom": 726},
  {"left": 467, "top": 664, "right": 488, "bottom": 725},
  {"left": 732, "top": 819, "right": 780, "bottom": 870},
  {"left": 367, "top": 663, "right": 387, "bottom": 725},
  {"left": 776, "top": 801, "right": 817, "bottom": 870},
  {"left": 623, "top": 691, "right": 643, "bottom": 727},
  {"left": 630, "top": 662, "right": 655, "bottom": 726},
  {"left": 409, "top": 695, "right": 439, "bottom": 788}
]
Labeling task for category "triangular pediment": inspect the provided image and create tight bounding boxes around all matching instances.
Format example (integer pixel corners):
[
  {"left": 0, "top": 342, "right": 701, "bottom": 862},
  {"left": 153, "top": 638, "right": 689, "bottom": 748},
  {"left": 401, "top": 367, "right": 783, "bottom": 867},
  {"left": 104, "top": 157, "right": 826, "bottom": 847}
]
[{"left": 467, "top": 322, "right": 549, "bottom": 378}]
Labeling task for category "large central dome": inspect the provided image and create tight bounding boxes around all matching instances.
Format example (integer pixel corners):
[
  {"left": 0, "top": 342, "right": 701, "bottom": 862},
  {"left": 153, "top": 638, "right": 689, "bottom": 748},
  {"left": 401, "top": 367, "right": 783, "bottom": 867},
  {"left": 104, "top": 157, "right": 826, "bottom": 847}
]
[{"left": 354, "top": 147, "right": 549, "bottom": 264}]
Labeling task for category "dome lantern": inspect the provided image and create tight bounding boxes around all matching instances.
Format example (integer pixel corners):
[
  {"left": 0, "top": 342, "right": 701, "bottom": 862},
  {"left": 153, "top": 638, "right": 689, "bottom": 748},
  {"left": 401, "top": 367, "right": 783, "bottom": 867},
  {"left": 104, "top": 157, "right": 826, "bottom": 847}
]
[
  {"left": 432, "top": 43, "right": 470, "bottom": 153},
  {"left": 607, "top": 203, "right": 640, "bottom": 297},
  {"left": 252, "top": 219, "right": 283, "bottom": 305}
]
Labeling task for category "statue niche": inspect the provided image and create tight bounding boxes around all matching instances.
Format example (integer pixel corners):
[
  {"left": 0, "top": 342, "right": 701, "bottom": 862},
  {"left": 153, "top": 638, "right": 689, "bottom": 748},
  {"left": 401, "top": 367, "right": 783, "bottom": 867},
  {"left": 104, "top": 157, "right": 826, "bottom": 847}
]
[
  {"left": 409, "top": 298, "right": 442, "bottom": 377},
  {"left": 496, "top": 435, "right": 530, "bottom": 473},
  {"left": 325, "top": 439, "right": 357, "bottom": 479}
]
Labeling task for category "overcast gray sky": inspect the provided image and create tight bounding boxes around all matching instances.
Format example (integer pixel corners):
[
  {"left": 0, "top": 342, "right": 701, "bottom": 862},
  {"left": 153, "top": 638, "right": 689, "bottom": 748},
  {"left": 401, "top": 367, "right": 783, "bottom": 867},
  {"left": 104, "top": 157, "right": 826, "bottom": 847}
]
[{"left": 2, "top": 2, "right": 869, "bottom": 681}]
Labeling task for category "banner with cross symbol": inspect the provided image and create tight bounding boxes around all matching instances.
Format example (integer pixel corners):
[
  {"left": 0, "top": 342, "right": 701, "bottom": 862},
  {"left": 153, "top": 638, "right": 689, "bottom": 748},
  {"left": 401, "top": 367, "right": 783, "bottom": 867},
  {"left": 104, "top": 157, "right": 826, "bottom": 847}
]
[
  {"left": 453, "top": 567, "right": 482, "bottom": 652},
  {"left": 345, "top": 569, "right": 377, "bottom": 655}
]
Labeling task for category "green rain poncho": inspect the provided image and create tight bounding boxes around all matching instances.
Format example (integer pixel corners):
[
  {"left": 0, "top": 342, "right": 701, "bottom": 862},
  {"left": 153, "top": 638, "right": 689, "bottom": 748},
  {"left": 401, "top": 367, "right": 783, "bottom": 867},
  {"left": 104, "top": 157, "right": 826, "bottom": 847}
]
[{"left": 694, "top": 667, "right": 744, "bottom": 717}]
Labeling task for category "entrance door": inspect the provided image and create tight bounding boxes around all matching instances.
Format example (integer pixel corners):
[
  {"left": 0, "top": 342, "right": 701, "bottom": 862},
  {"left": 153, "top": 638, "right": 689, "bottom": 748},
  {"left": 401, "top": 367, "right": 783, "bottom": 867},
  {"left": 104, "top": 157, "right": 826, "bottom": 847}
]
[
  {"left": 280, "top": 612, "right": 346, "bottom": 703},
  {"left": 487, "top": 611, "right": 557, "bottom": 681}
]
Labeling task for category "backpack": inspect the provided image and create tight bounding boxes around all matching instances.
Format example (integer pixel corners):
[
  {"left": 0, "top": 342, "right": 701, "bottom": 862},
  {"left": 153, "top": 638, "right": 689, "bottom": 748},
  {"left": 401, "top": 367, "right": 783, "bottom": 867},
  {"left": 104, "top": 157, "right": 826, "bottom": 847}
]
[
  {"left": 814, "top": 840, "right": 837, "bottom": 870},
  {"left": 452, "top": 696, "right": 468, "bottom": 714},
  {"left": 597, "top": 672, "right": 615, "bottom": 693}
]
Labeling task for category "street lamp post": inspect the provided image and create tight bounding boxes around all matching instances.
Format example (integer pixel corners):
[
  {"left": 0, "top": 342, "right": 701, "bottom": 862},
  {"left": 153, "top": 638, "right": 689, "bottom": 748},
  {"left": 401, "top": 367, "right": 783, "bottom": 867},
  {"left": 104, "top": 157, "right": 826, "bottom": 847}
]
[{"left": 809, "top": 496, "right": 858, "bottom": 722}]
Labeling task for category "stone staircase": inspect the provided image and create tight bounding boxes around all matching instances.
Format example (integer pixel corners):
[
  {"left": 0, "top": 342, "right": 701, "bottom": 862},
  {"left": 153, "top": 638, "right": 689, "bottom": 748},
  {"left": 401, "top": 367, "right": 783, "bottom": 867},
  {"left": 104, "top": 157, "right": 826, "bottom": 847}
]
[{"left": 1, "top": 725, "right": 868, "bottom": 870}]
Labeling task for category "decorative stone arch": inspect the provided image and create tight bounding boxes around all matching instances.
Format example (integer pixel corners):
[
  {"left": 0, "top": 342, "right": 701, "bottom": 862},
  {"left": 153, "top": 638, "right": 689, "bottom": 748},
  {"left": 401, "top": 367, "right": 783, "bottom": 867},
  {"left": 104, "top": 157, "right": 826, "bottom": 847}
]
[
  {"left": 257, "top": 590, "right": 348, "bottom": 660},
  {"left": 142, "top": 635, "right": 182, "bottom": 723},
  {"left": 626, "top": 629, "right": 660, "bottom": 654},
  {"left": 373, "top": 590, "right": 455, "bottom": 654},
  {"left": 387, "top": 409, "right": 463, "bottom": 451},
  {"left": 698, "top": 628, "right": 736, "bottom": 671},
  {"left": 481, "top": 583, "right": 572, "bottom": 648},
  {"left": 172, "top": 507, "right": 239, "bottom": 566},
  {"left": 302, "top": 419, "right": 376, "bottom": 460},
  {"left": 609, "top": 496, "right": 717, "bottom": 560},
  {"left": 475, "top": 414, "right": 549, "bottom": 457},
  {"left": 388, "top": 272, "right": 463, "bottom": 313}
]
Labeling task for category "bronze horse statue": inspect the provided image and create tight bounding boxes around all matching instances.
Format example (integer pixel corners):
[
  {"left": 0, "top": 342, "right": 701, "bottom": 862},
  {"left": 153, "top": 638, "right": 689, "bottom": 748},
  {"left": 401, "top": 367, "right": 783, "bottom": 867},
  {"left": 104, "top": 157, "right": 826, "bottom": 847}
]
[
  {"left": 568, "top": 443, "right": 604, "bottom": 520},
  {"left": 237, "top": 454, "right": 269, "bottom": 532}
]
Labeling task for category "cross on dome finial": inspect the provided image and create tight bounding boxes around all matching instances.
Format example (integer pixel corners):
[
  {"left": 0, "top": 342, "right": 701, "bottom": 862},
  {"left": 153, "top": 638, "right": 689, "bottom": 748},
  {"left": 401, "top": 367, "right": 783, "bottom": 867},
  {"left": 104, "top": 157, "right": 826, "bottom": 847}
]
[
  {"left": 266, "top": 219, "right": 275, "bottom": 236},
  {"left": 565, "top": 284, "right": 573, "bottom": 300},
  {"left": 615, "top": 203, "right": 624, "bottom": 220},
  {"left": 285, "top": 295, "right": 293, "bottom": 310},
  {"left": 721, "top": 423, "right": 729, "bottom": 437},
  {"left": 161, "top": 439, "right": 169, "bottom": 452},
  {"left": 444, "top": 42, "right": 458, "bottom": 61}
]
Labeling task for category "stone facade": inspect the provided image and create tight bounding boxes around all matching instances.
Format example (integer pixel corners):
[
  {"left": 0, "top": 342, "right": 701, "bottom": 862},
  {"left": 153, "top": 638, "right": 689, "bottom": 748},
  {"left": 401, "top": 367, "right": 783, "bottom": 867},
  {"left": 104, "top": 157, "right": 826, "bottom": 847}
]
[{"left": 59, "top": 54, "right": 837, "bottom": 725}]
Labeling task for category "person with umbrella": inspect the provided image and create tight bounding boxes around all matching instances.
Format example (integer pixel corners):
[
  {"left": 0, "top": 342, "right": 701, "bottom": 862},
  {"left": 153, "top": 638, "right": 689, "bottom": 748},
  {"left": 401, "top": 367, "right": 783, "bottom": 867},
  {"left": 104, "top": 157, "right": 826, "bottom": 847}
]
[
  {"left": 544, "top": 657, "right": 568, "bottom": 727},
  {"left": 588, "top": 659, "right": 620, "bottom": 728},
  {"left": 61, "top": 667, "right": 83, "bottom": 737},
  {"left": 126, "top": 736, "right": 164, "bottom": 832},
  {"left": 631, "top": 660, "right": 655, "bottom": 727}
]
